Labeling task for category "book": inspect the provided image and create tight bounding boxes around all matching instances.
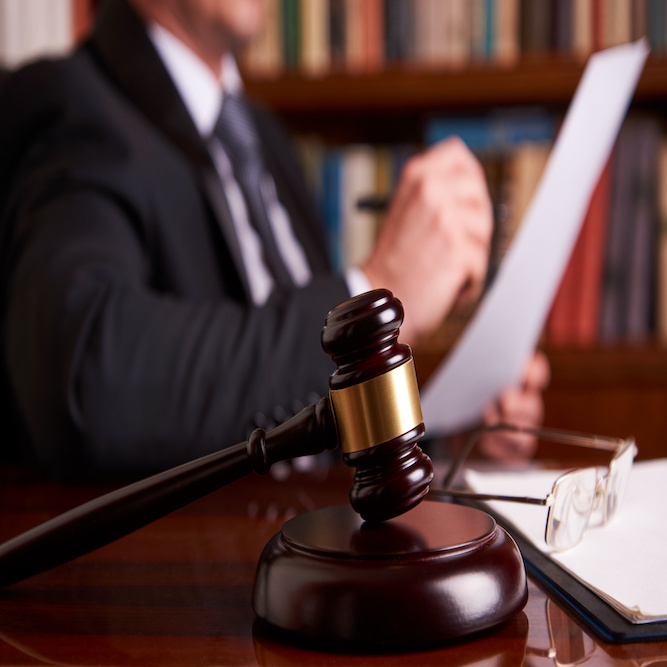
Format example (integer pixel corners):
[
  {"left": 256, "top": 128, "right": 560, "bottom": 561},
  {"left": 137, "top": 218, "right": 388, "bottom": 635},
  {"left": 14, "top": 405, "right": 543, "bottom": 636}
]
[
  {"left": 625, "top": 117, "right": 660, "bottom": 341},
  {"left": 572, "top": 0, "right": 594, "bottom": 58},
  {"left": 413, "top": 0, "right": 436, "bottom": 64},
  {"left": 631, "top": 0, "right": 648, "bottom": 41},
  {"left": 444, "top": 0, "right": 472, "bottom": 68},
  {"left": 592, "top": 0, "right": 606, "bottom": 51},
  {"left": 599, "top": 118, "right": 660, "bottom": 342},
  {"left": 282, "top": 0, "right": 301, "bottom": 69},
  {"left": 341, "top": 145, "right": 379, "bottom": 268},
  {"left": 469, "top": 0, "right": 488, "bottom": 61},
  {"left": 656, "top": 138, "right": 667, "bottom": 344},
  {"left": 571, "top": 157, "right": 613, "bottom": 345},
  {"left": 598, "top": 122, "right": 637, "bottom": 342},
  {"left": 363, "top": 0, "right": 385, "bottom": 71},
  {"left": 301, "top": 0, "right": 330, "bottom": 76},
  {"left": 647, "top": 0, "right": 667, "bottom": 53},
  {"left": 504, "top": 142, "right": 551, "bottom": 246},
  {"left": 321, "top": 151, "right": 344, "bottom": 271},
  {"left": 384, "top": 0, "right": 415, "bottom": 63},
  {"left": 424, "top": 108, "right": 555, "bottom": 152},
  {"left": 546, "top": 159, "right": 612, "bottom": 346},
  {"left": 553, "top": 0, "right": 573, "bottom": 55},
  {"left": 486, "top": 0, "right": 498, "bottom": 57},
  {"left": 495, "top": 0, "right": 520, "bottom": 65},
  {"left": 520, "top": 0, "right": 552, "bottom": 54},
  {"left": 328, "top": 0, "right": 346, "bottom": 68},
  {"left": 344, "top": 0, "right": 366, "bottom": 72},
  {"left": 0, "top": 0, "right": 73, "bottom": 68},
  {"left": 604, "top": 0, "right": 633, "bottom": 48}
]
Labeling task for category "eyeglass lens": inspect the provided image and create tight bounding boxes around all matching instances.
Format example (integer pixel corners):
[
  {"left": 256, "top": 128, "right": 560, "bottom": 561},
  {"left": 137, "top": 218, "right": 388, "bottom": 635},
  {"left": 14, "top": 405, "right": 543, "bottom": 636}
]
[
  {"left": 546, "top": 441, "right": 635, "bottom": 550},
  {"left": 604, "top": 442, "right": 634, "bottom": 522},
  {"left": 546, "top": 467, "right": 598, "bottom": 550}
]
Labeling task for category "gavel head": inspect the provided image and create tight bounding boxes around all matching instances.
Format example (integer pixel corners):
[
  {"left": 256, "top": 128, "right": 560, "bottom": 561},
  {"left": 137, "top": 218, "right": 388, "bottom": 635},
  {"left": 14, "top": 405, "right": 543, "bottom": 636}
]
[{"left": 321, "top": 289, "right": 434, "bottom": 522}]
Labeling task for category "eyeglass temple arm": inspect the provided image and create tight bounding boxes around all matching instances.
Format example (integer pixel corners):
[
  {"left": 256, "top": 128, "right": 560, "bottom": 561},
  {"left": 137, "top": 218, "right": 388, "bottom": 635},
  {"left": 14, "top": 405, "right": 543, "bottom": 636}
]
[
  {"left": 441, "top": 424, "right": 488, "bottom": 489},
  {"left": 441, "top": 422, "right": 632, "bottom": 489},
  {"left": 429, "top": 488, "right": 551, "bottom": 507}
]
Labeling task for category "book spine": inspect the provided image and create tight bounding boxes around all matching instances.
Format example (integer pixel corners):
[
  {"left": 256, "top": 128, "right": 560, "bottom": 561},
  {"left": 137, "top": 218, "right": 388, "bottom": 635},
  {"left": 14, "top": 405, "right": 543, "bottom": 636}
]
[
  {"left": 572, "top": 158, "right": 612, "bottom": 346},
  {"left": 364, "top": 0, "right": 385, "bottom": 71},
  {"left": 599, "top": 122, "right": 637, "bottom": 342},
  {"left": 301, "top": 0, "right": 330, "bottom": 76},
  {"left": 0, "top": 0, "right": 73, "bottom": 68},
  {"left": 625, "top": 118, "right": 660, "bottom": 341},
  {"left": 322, "top": 151, "right": 344, "bottom": 272},
  {"left": 282, "top": 0, "right": 301, "bottom": 70},
  {"left": 341, "top": 145, "right": 379, "bottom": 268},
  {"left": 495, "top": 0, "right": 520, "bottom": 65},
  {"left": 384, "top": 0, "right": 415, "bottom": 63},
  {"left": 647, "top": 0, "right": 667, "bottom": 53},
  {"left": 328, "top": 0, "right": 346, "bottom": 69},
  {"left": 656, "top": 137, "right": 667, "bottom": 344}
]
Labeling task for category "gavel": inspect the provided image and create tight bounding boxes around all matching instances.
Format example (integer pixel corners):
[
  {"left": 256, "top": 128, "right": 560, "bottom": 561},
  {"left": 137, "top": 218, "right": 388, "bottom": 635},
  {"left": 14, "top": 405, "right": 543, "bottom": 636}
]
[{"left": 0, "top": 289, "right": 433, "bottom": 587}]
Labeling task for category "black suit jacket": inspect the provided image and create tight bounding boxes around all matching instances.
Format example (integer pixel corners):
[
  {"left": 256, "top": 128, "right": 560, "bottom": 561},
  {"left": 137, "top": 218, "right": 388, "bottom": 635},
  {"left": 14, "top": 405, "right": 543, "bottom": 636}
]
[{"left": 0, "top": 0, "right": 349, "bottom": 475}]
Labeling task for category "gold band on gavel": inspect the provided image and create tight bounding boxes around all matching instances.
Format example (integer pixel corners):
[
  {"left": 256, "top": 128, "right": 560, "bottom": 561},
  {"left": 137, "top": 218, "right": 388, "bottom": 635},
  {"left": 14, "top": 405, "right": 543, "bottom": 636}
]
[{"left": 330, "top": 359, "right": 423, "bottom": 454}]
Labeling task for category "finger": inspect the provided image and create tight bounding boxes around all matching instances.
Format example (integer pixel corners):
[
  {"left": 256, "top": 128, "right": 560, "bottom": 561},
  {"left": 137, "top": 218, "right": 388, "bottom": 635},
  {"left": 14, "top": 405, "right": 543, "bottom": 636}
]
[
  {"left": 420, "top": 136, "right": 485, "bottom": 178},
  {"left": 479, "top": 431, "right": 537, "bottom": 461},
  {"left": 523, "top": 351, "right": 551, "bottom": 390},
  {"left": 497, "top": 387, "right": 545, "bottom": 428}
]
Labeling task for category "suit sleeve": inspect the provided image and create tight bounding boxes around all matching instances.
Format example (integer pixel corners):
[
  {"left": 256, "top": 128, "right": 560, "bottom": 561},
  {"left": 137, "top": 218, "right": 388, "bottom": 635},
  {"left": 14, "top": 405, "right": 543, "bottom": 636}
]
[{"left": 1, "top": 66, "right": 350, "bottom": 476}]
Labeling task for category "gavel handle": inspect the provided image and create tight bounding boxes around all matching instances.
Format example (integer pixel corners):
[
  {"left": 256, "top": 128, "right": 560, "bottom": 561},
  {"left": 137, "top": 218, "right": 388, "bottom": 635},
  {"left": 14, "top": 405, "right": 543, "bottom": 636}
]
[{"left": 0, "top": 397, "right": 337, "bottom": 587}]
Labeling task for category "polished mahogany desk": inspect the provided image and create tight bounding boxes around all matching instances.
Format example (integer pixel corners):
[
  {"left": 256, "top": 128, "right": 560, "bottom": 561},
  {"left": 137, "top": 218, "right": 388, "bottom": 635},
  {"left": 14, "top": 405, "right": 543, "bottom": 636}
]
[{"left": 0, "top": 461, "right": 665, "bottom": 666}]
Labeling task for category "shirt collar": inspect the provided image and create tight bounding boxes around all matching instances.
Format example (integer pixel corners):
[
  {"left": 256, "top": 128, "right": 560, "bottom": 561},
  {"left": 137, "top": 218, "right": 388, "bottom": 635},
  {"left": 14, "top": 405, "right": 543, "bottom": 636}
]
[{"left": 147, "top": 21, "right": 243, "bottom": 138}]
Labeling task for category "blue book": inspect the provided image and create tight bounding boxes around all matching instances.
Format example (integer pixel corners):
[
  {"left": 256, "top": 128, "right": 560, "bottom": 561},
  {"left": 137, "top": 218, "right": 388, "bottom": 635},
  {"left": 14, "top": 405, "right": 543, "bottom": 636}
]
[
  {"left": 321, "top": 152, "right": 344, "bottom": 272},
  {"left": 424, "top": 109, "right": 556, "bottom": 153}
]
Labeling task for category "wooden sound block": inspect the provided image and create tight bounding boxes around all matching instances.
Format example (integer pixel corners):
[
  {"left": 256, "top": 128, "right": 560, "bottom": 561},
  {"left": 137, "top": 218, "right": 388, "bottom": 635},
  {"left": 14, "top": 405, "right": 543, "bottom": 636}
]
[{"left": 253, "top": 500, "right": 527, "bottom": 646}]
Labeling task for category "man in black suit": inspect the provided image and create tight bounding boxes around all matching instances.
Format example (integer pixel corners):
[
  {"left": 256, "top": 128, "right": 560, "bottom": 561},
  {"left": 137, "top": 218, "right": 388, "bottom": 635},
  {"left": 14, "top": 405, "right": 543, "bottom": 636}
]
[{"left": 0, "top": 0, "right": 548, "bottom": 476}]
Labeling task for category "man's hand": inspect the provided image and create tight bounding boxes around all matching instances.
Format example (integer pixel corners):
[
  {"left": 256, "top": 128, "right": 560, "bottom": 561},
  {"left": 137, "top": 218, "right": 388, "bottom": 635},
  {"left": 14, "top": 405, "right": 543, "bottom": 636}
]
[
  {"left": 478, "top": 351, "right": 551, "bottom": 461},
  {"left": 362, "top": 137, "right": 493, "bottom": 346}
]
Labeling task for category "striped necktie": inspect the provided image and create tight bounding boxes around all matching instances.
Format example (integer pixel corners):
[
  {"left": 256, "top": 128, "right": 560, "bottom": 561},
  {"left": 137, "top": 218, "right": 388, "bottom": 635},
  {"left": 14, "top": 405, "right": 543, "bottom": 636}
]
[{"left": 214, "top": 93, "right": 293, "bottom": 290}]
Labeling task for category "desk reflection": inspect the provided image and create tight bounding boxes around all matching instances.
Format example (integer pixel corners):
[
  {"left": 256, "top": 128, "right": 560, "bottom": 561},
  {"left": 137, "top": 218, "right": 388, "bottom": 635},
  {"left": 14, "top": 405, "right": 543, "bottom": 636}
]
[
  {"left": 0, "top": 464, "right": 666, "bottom": 666},
  {"left": 525, "top": 598, "right": 667, "bottom": 667}
]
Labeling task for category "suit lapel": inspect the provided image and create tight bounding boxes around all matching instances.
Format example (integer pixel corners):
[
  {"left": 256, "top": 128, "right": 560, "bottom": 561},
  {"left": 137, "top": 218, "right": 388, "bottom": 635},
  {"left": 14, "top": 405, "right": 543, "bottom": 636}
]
[{"left": 89, "top": 0, "right": 252, "bottom": 299}]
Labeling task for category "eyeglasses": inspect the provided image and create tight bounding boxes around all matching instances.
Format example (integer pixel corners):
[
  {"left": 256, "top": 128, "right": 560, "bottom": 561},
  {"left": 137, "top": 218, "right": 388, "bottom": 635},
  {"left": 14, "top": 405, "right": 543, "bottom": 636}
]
[{"left": 430, "top": 424, "right": 638, "bottom": 551}]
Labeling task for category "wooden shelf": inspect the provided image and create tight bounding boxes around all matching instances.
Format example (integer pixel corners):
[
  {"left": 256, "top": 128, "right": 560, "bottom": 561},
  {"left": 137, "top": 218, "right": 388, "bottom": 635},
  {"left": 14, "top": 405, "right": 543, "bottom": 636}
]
[
  {"left": 540, "top": 344, "right": 667, "bottom": 461},
  {"left": 544, "top": 344, "right": 667, "bottom": 387},
  {"left": 244, "top": 56, "right": 667, "bottom": 113},
  {"left": 416, "top": 343, "right": 667, "bottom": 461}
]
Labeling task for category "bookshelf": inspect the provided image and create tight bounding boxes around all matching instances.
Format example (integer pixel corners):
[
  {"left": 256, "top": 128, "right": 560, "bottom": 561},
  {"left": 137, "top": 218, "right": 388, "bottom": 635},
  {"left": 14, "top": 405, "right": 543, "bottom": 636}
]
[{"left": 243, "top": 55, "right": 667, "bottom": 461}]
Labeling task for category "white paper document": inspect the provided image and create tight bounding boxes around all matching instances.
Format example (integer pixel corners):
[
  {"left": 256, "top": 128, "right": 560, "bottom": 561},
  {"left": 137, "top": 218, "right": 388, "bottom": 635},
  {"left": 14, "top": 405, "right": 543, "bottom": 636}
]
[
  {"left": 420, "top": 39, "right": 650, "bottom": 434},
  {"left": 464, "top": 459, "right": 667, "bottom": 623}
]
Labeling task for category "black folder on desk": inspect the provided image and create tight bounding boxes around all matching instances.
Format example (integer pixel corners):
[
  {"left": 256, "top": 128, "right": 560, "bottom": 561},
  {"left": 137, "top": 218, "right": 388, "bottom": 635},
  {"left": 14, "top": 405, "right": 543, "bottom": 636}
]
[{"left": 485, "top": 508, "right": 667, "bottom": 644}]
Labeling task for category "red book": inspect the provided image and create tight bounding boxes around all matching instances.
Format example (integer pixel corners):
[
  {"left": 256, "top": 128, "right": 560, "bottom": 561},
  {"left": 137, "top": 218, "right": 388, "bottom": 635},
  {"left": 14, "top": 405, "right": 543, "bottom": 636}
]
[
  {"left": 592, "top": 0, "right": 606, "bottom": 50},
  {"left": 546, "top": 158, "right": 612, "bottom": 346},
  {"left": 363, "top": 0, "right": 384, "bottom": 71},
  {"left": 572, "top": 158, "right": 612, "bottom": 345}
]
